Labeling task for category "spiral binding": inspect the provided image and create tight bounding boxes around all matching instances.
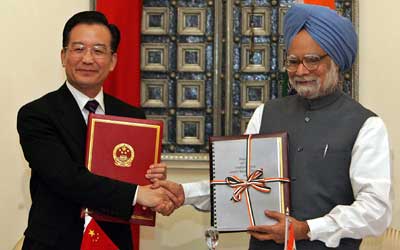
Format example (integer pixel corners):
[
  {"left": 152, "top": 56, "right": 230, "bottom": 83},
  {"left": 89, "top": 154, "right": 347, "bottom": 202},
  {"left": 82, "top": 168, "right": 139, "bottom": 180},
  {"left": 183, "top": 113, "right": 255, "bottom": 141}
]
[{"left": 210, "top": 141, "right": 217, "bottom": 228}]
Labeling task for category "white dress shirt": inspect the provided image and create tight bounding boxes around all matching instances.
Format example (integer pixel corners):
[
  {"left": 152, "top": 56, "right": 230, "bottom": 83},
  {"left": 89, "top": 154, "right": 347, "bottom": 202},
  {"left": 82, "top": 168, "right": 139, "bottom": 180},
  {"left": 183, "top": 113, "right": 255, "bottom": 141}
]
[
  {"left": 182, "top": 103, "right": 392, "bottom": 247},
  {"left": 66, "top": 82, "right": 105, "bottom": 123}
]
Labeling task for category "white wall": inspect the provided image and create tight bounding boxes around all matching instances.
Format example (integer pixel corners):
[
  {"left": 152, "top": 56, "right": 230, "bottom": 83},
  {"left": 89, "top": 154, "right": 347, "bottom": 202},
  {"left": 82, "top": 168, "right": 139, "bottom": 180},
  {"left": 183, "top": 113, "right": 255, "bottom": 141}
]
[
  {"left": 0, "top": 0, "right": 399, "bottom": 249},
  {"left": 358, "top": 1, "right": 400, "bottom": 228}
]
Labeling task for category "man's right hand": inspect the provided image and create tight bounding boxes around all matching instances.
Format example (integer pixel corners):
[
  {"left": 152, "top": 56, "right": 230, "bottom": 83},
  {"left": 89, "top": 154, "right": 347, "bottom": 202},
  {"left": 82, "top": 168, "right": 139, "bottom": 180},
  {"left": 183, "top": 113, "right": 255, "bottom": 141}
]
[
  {"left": 136, "top": 184, "right": 174, "bottom": 215},
  {"left": 152, "top": 180, "right": 185, "bottom": 208}
]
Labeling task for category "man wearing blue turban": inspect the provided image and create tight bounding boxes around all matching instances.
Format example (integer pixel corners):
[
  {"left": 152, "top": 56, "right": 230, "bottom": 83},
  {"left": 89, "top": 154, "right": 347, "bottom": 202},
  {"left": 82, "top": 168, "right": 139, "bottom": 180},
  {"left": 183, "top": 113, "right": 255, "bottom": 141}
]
[
  {"left": 154, "top": 4, "right": 392, "bottom": 250},
  {"left": 243, "top": 4, "right": 392, "bottom": 250}
]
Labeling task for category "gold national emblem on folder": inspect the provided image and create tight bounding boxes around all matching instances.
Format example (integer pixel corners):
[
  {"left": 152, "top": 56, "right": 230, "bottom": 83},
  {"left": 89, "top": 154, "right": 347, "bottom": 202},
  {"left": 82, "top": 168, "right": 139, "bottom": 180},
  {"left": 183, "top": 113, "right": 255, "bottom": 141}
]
[{"left": 113, "top": 143, "right": 135, "bottom": 167}]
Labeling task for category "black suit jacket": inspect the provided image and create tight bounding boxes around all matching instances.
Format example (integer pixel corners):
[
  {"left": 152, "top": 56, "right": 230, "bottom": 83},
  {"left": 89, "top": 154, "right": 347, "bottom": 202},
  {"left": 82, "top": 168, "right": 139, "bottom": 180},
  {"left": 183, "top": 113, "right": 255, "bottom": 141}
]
[{"left": 17, "top": 84, "right": 146, "bottom": 250}]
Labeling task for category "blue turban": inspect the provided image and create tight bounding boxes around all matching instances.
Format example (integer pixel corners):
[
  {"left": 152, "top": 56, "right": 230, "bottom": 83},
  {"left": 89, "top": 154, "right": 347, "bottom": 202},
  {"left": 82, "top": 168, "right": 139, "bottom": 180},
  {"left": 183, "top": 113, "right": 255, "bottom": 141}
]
[{"left": 283, "top": 4, "right": 357, "bottom": 71}]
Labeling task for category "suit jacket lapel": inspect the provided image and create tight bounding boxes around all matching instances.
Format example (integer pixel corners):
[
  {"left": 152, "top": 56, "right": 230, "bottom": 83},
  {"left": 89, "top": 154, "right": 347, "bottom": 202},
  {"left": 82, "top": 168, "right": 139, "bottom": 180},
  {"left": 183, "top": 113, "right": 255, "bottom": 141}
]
[
  {"left": 56, "top": 84, "right": 87, "bottom": 150},
  {"left": 104, "top": 94, "right": 117, "bottom": 115}
]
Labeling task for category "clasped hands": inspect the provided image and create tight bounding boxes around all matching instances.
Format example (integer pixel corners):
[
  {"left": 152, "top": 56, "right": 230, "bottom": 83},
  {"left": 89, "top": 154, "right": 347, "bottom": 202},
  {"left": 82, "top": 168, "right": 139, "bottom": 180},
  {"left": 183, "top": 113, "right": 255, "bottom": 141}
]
[{"left": 136, "top": 163, "right": 185, "bottom": 216}]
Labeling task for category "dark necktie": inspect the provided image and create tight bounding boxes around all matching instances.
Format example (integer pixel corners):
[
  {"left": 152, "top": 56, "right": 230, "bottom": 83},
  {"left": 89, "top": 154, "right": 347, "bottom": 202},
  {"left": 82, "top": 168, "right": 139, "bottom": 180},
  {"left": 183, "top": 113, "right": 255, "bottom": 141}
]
[{"left": 84, "top": 100, "right": 99, "bottom": 113}]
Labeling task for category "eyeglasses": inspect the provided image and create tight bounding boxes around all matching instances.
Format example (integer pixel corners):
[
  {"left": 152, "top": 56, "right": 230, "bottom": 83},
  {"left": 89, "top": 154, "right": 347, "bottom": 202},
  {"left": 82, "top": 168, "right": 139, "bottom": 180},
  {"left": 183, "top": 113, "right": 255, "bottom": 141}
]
[
  {"left": 64, "top": 43, "right": 112, "bottom": 59},
  {"left": 284, "top": 54, "right": 328, "bottom": 72}
]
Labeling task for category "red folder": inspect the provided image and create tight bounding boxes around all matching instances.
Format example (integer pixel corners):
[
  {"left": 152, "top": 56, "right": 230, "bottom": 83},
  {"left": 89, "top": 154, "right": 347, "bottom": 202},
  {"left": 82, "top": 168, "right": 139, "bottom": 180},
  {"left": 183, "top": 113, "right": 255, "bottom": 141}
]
[{"left": 84, "top": 113, "right": 163, "bottom": 226}]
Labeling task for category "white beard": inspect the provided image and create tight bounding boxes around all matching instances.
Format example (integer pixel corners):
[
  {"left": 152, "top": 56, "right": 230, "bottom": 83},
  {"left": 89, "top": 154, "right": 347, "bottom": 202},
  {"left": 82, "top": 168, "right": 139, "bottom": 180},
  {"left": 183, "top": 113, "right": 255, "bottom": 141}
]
[{"left": 289, "top": 61, "right": 339, "bottom": 99}]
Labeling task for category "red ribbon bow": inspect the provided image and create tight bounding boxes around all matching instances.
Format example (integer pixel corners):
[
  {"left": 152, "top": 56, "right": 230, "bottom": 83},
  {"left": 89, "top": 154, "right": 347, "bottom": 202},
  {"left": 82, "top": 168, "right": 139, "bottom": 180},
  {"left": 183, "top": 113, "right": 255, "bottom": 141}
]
[{"left": 225, "top": 169, "right": 278, "bottom": 202}]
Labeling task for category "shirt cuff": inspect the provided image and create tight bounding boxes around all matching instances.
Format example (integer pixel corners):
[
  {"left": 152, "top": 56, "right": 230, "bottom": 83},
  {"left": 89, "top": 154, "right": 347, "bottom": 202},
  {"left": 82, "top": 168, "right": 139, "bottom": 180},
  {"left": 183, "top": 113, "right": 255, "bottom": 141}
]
[
  {"left": 307, "top": 216, "right": 341, "bottom": 247},
  {"left": 182, "top": 181, "right": 211, "bottom": 211},
  {"left": 132, "top": 186, "right": 139, "bottom": 206},
  {"left": 182, "top": 181, "right": 209, "bottom": 203}
]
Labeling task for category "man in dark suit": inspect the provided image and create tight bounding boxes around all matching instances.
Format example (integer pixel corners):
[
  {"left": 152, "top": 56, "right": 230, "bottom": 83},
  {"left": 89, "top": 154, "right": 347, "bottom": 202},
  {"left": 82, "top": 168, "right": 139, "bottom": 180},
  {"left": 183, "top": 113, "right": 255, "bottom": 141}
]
[{"left": 17, "top": 11, "right": 174, "bottom": 250}]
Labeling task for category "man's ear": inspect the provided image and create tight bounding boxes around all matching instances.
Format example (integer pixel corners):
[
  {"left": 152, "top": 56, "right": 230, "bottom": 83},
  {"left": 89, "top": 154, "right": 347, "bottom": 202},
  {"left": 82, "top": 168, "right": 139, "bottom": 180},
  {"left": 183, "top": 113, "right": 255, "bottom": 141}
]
[
  {"left": 109, "top": 52, "right": 118, "bottom": 71},
  {"left": 61, "top": 49, "right": 66, "bottom": 67}
]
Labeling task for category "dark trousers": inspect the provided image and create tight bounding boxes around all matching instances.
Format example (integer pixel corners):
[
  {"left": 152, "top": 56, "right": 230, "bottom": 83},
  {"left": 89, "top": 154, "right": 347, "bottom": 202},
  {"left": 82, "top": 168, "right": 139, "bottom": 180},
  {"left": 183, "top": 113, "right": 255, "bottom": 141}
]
[
  {"left": 22, "top": 237, "right": 55, "bottom": 250},
  {"left": 22, "top": 222, "right": 133, "bottom": 250}
]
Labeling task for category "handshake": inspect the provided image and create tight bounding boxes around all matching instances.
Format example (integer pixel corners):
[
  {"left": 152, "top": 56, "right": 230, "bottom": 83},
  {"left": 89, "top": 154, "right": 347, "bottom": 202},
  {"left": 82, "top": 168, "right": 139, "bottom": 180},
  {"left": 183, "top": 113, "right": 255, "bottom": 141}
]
[{"left": 136, "top": 163, "right": 185, "bottom": 216}]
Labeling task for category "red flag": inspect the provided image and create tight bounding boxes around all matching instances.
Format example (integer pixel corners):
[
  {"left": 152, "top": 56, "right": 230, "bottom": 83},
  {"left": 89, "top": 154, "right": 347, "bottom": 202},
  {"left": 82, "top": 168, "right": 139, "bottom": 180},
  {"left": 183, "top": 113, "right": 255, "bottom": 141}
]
[
  {"left": 96, "top": 1, "right": 142, "bottom": 249},
  {"left": 81, "top": 218, "right": 119, "bottom": 250},
  {"left": 284, "top": 215, "right": 297, "bottom": 250},
  {"left": 298, "top": 0, "right": 335, "bottom": 10},
  {"left": 96, "top": 0, "right": 142, "bottom": 106}
]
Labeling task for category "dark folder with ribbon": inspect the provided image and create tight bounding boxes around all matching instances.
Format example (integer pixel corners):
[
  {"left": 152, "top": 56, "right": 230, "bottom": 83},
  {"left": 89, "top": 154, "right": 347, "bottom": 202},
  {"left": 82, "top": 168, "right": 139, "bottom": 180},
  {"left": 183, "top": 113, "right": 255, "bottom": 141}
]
[{"left": 209, "top": 132, "right": 290, "bottom": 232}]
